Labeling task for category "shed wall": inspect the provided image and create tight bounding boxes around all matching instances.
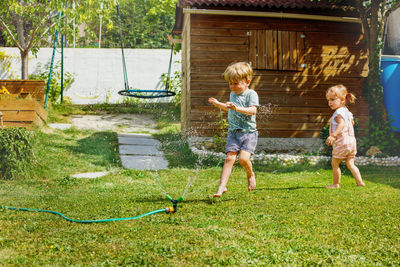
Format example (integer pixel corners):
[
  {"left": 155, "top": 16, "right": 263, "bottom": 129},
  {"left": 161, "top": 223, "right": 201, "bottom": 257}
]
[{"left": 183, "top": 14, "right": 368, "bottom": 138}]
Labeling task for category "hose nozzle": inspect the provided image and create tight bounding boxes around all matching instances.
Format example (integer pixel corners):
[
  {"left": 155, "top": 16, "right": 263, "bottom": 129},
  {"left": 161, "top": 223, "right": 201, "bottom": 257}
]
[{"left": 165, "top": 207, "right": 175, "bottom": 213}]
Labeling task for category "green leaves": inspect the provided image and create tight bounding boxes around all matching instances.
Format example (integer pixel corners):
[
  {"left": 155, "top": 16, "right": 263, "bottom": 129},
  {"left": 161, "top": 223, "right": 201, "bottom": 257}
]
[
  {"left": 98, "top": 0, "right": 177, "bottom": 48},
  {"left": 29, "top": 61, "right": 76, "bottom": 104}
]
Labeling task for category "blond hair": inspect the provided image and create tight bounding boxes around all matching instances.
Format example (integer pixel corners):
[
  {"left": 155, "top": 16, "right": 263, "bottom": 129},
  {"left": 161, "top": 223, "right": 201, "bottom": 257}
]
[
  {"left": 326, "top": 84, "right": 356, "bottom": 104},
  {"left": 223, "top": 62, "right": 253, "bottom": 84}
]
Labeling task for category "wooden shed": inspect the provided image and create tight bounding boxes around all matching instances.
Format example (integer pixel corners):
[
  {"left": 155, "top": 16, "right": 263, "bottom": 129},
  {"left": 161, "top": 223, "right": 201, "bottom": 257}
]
[{"left": 173, "top": 0, "right": 369, "bottom": 152}]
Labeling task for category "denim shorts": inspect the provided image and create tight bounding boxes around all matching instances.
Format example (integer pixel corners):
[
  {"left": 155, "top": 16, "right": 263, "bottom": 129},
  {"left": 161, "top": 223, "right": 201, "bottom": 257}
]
[{"left": 225, "top": 130, "right": 258, "bottom": 154}]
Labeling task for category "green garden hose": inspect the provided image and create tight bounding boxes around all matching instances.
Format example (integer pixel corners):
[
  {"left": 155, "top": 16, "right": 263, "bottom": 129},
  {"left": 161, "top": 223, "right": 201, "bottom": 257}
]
[
  {"left": 3, "top": 206, "right": 171, "bottom": 223},
  {"left": 2, "top": 194, "right": 183, "bottom": 223}
]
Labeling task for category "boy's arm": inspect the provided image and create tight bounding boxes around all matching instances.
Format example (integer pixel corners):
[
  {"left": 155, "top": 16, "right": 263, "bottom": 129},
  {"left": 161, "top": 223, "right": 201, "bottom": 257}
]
[
  {"left": 227, "top": 103, "right": 257, "bottom": 115},
  {"left": 208, "top": 98, "right": 229, "bottom": 112}
]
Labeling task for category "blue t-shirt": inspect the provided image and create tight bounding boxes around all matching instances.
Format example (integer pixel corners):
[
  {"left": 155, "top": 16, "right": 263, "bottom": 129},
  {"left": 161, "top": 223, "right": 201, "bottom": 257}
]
[{"left": 228, "top": 89, "right": 259, "bottom": 132}]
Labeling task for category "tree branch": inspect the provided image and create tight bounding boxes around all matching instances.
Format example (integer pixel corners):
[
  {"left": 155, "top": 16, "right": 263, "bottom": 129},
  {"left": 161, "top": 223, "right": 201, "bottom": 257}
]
[
  {"left": 356, "top": 1, "right": 370, "bottom": 45},
  {"left": 0, "top": 18, "right": 24, "bottom": 51},
  {"left": 36, "top": 20, "right": 59, "bottom": 43},
  {"left": 26, "top": 12, "right": 59, "bottom": 51},
  {"left": 387, "top": 1, "right": 400, "bottom": 14}
]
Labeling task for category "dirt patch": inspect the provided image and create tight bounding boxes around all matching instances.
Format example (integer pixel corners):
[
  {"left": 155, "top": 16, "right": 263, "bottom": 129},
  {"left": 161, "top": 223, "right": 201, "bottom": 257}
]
[{"left": 70, "top": 114, "right": 158, "bottom": 133}]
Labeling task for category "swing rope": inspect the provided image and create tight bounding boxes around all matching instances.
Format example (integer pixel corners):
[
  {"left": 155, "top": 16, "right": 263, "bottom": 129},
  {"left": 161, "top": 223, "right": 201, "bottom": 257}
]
[
  {"left": 116, "top": 3, "right": 176, "bottom": 99},
  {"left": 117, "top": 4, "right": 130, "bottom": 91}
]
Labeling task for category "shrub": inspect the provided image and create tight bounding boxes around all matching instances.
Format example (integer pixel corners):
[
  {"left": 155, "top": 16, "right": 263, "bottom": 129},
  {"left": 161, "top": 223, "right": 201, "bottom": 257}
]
[
  {"left": 0, "top": 128, "right": 35, "bottom": 180},
  {"left": 29, "top": 61, "right": 75, "bottom": 104}
]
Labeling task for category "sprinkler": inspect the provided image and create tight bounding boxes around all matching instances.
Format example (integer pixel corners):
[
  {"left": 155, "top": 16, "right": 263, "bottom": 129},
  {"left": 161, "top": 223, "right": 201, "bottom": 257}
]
[{"left": 165, "top": 194, "right": 184, "bottom": 213}]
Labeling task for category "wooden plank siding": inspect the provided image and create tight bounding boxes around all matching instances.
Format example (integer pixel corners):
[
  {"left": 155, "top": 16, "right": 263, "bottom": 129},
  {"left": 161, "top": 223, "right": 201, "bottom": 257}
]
[
  {"left": 0, "top": 80, "right": 47, "bottom": 128},
  {"left": 181, "top": 14, "right": 192, "bottom": 133},
  {"left": 0, "top": 99, "right": 47, "bottom": 128},
  {"left": 0, "top": 80, "right": 46, "bottom": 103},
  {"left": 183, "top": 14, "right": 368, "bottom": 138}
]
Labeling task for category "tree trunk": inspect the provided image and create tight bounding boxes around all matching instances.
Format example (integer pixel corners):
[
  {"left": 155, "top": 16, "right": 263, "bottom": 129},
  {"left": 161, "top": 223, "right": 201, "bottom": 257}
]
[
  {"left": 20, "top": 50, "right": 28, "bottom": 80},
  {"left": 357, "top": 1, "right": 387, "bottom": 121}
]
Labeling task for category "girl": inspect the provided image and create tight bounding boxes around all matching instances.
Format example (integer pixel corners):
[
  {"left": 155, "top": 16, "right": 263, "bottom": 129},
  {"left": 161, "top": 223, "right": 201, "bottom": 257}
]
[{"left": 325, "top": 84, "right": 365, "bottom": 188}]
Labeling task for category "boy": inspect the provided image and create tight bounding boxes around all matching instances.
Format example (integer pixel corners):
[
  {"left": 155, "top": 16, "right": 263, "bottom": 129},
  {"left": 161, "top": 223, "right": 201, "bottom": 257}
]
[{"left": 208, "top": 62, "right": 259, "bottom": 197}]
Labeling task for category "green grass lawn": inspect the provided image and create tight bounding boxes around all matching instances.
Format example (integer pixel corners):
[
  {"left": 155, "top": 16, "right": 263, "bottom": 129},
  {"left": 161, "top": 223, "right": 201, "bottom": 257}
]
[{"left": 1, "top": 104, "right": 399, "bottom": 265}]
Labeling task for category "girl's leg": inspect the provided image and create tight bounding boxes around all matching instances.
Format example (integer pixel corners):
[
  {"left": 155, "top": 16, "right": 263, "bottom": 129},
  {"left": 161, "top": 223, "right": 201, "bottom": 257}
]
[
  {"left": 326, "top": 158, "right": 342, "bottom": 188},
  {"left": 345, "top": 158, "right": 365, "bottom": 186},
  {"left": 238, "top": 150, "right": 256, "bottom": 191},
  {"left": 214, "top": 151, "right": 238, "bottom": 197}
]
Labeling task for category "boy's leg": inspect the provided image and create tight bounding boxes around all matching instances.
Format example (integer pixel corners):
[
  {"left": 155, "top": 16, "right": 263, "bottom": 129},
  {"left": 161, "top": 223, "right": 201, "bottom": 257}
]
[
  {"left": 345, "top": 158, "right": 365, "bottom": 186},
  {"left": 238, "top": 150, "right": 256, "bottom": 191},
  {"left": 326, "top": 158, "right": 342, "bottom": 188},
  {"left": 214, "top": 151, "right": 238, "bottom": 197}
]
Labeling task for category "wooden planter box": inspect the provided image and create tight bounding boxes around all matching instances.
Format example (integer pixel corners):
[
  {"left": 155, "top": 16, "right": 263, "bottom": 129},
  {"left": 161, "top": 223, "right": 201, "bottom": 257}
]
[{"left": 0, "top": 80, "right": 47, "bottom": 129}]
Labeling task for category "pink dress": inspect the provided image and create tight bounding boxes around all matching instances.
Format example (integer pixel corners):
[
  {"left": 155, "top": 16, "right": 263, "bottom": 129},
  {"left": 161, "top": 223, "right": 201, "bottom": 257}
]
[{"left": 330, "top": 107, "right": 357, "bottom": 159}]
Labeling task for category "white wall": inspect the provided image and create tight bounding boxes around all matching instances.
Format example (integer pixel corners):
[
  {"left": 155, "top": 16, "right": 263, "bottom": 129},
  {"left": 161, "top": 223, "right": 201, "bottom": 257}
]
[{"left": 0, "top": 47, "right": 181, "bottom": 104}]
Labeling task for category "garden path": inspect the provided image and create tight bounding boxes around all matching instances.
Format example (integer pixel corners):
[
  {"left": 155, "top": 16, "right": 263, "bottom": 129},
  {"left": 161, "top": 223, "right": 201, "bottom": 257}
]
[{"left": 70, "top": 114, "right": 169, "bottom": 170}]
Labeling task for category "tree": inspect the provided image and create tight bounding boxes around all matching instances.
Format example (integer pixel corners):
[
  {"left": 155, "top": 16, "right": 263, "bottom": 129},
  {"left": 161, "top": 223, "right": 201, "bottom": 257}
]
[
  {"left": 324, "top": 0, "right": 400, "bottom": 154},
  {"left": 353, "top": 0, "right": 400, "bottom": 117},
  {"left": 0, "top": 0, "right": 115, "bottom": 79},
  {"left": 91, "top": 0, "right": 177, "bottom": 48}
]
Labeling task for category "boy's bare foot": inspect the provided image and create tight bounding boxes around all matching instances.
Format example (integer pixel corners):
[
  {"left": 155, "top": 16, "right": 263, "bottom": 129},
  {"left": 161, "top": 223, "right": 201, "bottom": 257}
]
[
  {"left": 357, "top": 182, "right": 366, "bottom": 187},
  {"left": 325, "top": 184, "right": 340, "bottom": 189},
  {"left": 248, "top": 173, "right": 256, "bottom": 192},
  {"left": 213, "top": 188, "right": 228, "bottom": 198}
]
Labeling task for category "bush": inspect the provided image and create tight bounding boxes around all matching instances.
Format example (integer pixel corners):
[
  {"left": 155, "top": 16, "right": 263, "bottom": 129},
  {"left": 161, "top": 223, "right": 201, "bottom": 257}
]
[
  {"left": 359, "top": 118, "right": 400, "bottom": 156},
  {"left": 0, "top": 128, "right": 35, "bottom": 180},
  {"left": 29, "top": 61, "right": 75, "bottom": 104}
]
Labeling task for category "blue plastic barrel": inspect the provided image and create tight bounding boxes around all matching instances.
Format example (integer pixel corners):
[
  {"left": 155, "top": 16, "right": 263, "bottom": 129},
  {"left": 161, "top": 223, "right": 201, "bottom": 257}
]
[{"left": 381, "top": 55, "right": 400, "bottom": 132}]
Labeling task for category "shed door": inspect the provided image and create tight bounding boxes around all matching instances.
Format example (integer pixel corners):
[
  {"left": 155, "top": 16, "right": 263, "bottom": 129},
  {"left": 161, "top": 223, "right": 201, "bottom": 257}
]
[{"left": 249, "top": 30, "right": 305, "bottom": 71}]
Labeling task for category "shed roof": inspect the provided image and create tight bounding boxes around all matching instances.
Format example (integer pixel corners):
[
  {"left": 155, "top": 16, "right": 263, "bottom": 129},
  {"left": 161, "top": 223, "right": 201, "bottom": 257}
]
[
  {"left": 173, "top": 0, "right": 359, "bottom": 35},
  {"left": 179, "top": 0, "right": 356, "bottom": 9}
]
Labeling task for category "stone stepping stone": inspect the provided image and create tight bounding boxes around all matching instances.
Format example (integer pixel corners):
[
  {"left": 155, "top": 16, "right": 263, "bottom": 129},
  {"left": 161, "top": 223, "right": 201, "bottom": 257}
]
[
  {"left": 48, "top": 123, "right": 72, "bottom": 130},
  {"left": 120, "top": 155, "right": 168, "bottom": 170},
  {"left": 117, "top": 133, "right": 168, "bottom": 170},
  {"left": 70, "top": 171, "right": 109, "bottom": 179},
  {"left": 119, "top": 144, "right": 164, "bottom": 156},
  {"left": 118, "top": 136, "right": 161, "bottom": 146}
]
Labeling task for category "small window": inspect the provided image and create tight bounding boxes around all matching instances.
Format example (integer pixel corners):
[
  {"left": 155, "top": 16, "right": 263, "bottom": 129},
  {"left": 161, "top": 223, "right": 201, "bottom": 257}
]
[{"left": 249, "top": 30, "right": 305, "bottom": 71}]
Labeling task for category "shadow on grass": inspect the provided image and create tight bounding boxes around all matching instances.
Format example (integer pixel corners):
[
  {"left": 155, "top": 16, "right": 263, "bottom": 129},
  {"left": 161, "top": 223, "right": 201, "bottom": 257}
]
[
  {"left": 255, "top": 186, "right": 325, "bottom": 191},
  {"left": 253, "top": 163, "right": 330, "bottom": 173},
  {"left": 68, "top": 131, "right": 120, "bottom": 167},
  {"left": 131, "top": 196, "right": 235, "bottom": 205},
  {"left": 359, "top": 167, "right": 400, "bottom": 189}
]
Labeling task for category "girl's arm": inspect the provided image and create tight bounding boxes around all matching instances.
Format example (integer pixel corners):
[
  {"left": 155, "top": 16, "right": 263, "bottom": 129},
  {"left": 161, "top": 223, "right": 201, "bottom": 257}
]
[
  {"left": 326, "top": 115, "right": 345, "bottom": 145},
  {"left": 226, "top": 102, "right": 257, "bottom": 115},
  {"left": 208, "top": 98, "right": 229, "bottom": 112}
]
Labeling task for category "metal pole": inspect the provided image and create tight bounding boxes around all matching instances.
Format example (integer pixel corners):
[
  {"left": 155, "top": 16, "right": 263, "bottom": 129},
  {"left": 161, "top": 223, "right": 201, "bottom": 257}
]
[
  {"left": 73, "top": 1, "right": 76, "bottom": 48},
  {"left": 61, "top": 33, "right": 64, "bottom": 103},
  {"left": 44, "top": 12, "right": 62, "bottom": 110},
  {"left": 99, "top": 2, "right": 103, "bottom": 48}
]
